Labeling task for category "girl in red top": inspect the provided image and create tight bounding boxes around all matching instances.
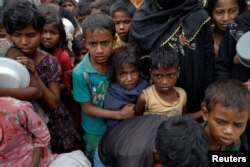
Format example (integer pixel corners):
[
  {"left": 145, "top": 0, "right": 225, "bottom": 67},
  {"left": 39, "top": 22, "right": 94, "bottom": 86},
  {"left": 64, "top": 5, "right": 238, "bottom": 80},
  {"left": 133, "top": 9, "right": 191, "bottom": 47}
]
[{"left": 40, "top": 13, "right": 73, "bottom": 92}]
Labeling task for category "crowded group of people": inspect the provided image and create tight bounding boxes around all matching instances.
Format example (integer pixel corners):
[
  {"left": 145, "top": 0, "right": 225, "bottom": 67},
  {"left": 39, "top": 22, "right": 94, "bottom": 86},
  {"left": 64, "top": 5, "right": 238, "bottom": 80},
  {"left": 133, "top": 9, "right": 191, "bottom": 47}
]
[{"left": 0, "top": 0, "right": 250, "bottom": 167}]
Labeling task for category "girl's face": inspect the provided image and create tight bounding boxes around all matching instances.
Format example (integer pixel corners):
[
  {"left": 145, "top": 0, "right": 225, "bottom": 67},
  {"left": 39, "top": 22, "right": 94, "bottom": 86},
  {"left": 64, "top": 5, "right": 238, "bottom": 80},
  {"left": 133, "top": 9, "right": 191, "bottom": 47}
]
[
  {"left": 116, "top": 63, "right": 139, "bottom": 90},
  {"left": 212, "top": 0, "right": 239, "bottom": 31},
  {"left": 9, "top": 23, "right": 41, "bottom": 57},
  {"left": 41, "top": 24, "right": 60, "bottom": 50},
  {"left": 150, "top": 66, "right": 179, "bottom": 93}
]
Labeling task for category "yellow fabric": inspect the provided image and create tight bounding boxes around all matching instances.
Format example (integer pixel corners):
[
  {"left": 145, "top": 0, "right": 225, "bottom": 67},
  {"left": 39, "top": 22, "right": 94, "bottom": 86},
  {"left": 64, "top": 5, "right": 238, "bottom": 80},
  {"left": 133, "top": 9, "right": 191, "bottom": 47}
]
[
  {"left": 114, "top": 34, "right": 125, "bottom": 49},
  {"left": 130, "top": 0, "right": 143, "bottom": 9},
  {"left": 143, "top": 85, "right": 187, "bottom": 116}
]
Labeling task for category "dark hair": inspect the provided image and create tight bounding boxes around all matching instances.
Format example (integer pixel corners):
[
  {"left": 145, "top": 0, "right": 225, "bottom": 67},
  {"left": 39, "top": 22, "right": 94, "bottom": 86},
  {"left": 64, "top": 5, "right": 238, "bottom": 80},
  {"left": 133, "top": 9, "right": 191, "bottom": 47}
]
[
  {"left": 59, "top": 0, "right": 76, "bottom": 6},
  {"left": 203, "top": 79, "right": 250, "bottom": 113},
  {"left": 155, "top": 116, "right": 209, "bottom": 167},
  {"left": 81, "top": 13, "right": 116, "bottom": 38},
  {"left": 2, "top": 1, "right": 46, "bottom": 34},
  {"left": 110, "top": 0, "right": 136, "bottom": 18},
  {"left": 108, "top": 44, "right": 140, "bottom": 82},
  {"left": 90, "top": 0, "right": 110, "bottom": 15},
  {"left": 40, "top": 13, "right": 67, "bottom": 52},
  {"left": 207, "top": 0, "right": 247, "bottom": 16},
  {"left": 76, "top": 1, "right": 91, "bottom": 16},
  {"left": 150, "top": 45, "right": 179, "bottom": 69}
]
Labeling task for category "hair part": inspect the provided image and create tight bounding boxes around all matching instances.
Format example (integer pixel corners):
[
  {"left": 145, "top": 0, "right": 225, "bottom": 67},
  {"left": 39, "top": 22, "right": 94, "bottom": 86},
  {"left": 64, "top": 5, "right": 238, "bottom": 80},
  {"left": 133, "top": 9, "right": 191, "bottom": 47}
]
[
  {"left": 150, "top": 45, "right": 179, "bottom": 69},
  {"left": 108, "top": 44, "right": 140, "bottom": 82},
  {"left": 203, "top": 79, "right": 250, "bottom": 113},
  {"left": 110, "top": 0, "right": 136, "bottom": 18},
  {"left": 81, "top": 13, "right": 116, "bottom": 38},
  {"left": 155, "top": 116, "right": 209, "bottom": 167}
]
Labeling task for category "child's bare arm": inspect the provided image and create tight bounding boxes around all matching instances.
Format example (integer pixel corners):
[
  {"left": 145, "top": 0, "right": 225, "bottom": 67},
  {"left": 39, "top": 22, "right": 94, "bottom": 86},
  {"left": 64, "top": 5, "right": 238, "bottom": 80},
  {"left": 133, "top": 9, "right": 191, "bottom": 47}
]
[
  {"left": 135, "top": 92, "right": 146, "bottom": 115},
  {"left": 80, "top": 102, "right": 135, "bottom": 120},
  {"left": 30, "top": 147, "right": 43, "bottom": 167},
  {"left": 18, "top": 56, "right": 61, "bottom": 110},
  {"left": 0, "top": 48, "right": 42, "bottom": 100}
]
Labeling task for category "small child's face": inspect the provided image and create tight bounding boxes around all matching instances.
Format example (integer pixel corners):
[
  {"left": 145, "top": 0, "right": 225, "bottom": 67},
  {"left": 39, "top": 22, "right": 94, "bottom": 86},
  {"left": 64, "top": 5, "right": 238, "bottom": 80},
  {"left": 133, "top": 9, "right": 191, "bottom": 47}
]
[
  {"left": 113, "top": 11, "right": 132, "bottom": 42},
  {"left": 150, "top": 66, "right": 179, "bottom": 93},
  {"left": 116, "top": 64, "right": 139, "bottom": 90},
  {"left": 41, "top": 24, "right": 60, "bottom": 50},
  {"left": 85, "top": 29, "right": 115, "bottom": 65},
  {"left": 203, "top": 103, "right": 249, "bottom": 147},
  {"left": 76, "top": 14, "right": 88, "bottom": 25},
  {"left": 9, "top": 24, "right": 41, "bottom": 57}
]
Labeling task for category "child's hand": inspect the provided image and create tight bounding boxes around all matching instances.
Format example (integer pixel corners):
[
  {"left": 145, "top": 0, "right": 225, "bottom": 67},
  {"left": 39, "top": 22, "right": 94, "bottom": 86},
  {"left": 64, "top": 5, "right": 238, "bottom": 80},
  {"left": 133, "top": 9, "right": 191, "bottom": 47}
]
[
  {"left": 17, "top": 56, "right": 37, "bottom": 77},
  {"left": 119, "top": 103, "right": 135, "bottom": 119}
]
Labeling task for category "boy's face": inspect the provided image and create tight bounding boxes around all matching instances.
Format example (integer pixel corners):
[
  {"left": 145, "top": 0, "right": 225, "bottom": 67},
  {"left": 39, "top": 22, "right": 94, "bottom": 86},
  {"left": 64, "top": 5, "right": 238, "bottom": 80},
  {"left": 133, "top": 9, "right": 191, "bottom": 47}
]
[
  {"left": 61, "top": 2, "right": 75, "bottom": 15},
  {"left": 116, "top": 64, "right": 139, "bottom": 90},
  {"left": 85, "top": 29, "right": 115, "bottom": 66},
  {"left": 9, "top": 24, "right": 41, "bottom": 57},
  {"left": 150, "top": 66, "right": 179, "bottom": 94},
  {"left": 113, "top": 11, "right": 132, "bottom": 42},
  {"left": 203, "top": 103, "right": 249, "bottom": 147}
]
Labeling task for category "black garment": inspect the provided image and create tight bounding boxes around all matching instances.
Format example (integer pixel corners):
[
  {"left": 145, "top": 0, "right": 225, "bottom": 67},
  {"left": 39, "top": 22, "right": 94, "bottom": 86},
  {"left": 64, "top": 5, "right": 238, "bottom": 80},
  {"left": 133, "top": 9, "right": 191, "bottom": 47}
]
[
  {"left": 98, "top": 115, "right": 168, "bottom": 167},
  {"left": 129, "top": 0, "right": 209, "bottom": 55},
  {"left": 215, "top": 10, "right": 250, "bottom": 82},
  {"left": 129, "top": 0, "right": 215, "bottom": 112}
]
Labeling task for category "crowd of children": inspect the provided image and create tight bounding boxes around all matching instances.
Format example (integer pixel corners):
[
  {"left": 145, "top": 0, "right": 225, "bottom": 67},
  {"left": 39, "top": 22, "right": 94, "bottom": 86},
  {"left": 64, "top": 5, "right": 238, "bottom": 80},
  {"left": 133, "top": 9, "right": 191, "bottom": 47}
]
[{"left": 0, "top": 0, "right": 250, "bottom": 167}]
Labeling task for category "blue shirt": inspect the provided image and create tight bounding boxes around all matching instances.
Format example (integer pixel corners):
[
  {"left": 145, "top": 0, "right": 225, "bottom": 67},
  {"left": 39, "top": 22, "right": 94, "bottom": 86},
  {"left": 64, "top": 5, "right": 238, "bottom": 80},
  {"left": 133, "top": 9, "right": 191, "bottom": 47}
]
[{"left": 72, "top": 53, "right": 108, "bottom": 135}]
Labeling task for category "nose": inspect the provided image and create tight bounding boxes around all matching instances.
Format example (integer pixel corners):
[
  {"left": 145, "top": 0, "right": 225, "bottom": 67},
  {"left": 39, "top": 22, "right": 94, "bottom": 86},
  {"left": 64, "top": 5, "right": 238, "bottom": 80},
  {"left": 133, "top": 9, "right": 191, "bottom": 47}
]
[
  {"left": 43, "top": 32, "right": 51, "bottom": 39},
  {"left": 119, "top": 23, "right": 125, "bottom": 30},
  {"left": 162, "top": 77, "right": 168, "bottom": 84},
  {"left": 222, "top": 12, "right": 229, "bottom": 22},
  {"left": 96, "top": 44, "right": 103, "bottom": 53},
  {"left": 223, "top": 125, "right": 233, "bottom": 135},
  {"left": 126, "top": 73, "right": 132, "bottom": 81},
  {"left": 21, "top": 36, "right": 28, "bottom": 45}
]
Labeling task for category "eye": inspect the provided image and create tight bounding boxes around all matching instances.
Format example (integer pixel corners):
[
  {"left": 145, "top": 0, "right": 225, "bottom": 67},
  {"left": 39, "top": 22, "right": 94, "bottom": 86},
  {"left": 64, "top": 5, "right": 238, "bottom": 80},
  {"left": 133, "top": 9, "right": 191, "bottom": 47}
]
[
  {"left": 119, "top": 72, "right": 127, "bottom": 77},
  {"left": 214, "top": 10, "right": 224, "bottom": 15},
  {"left": 27, "top": 33, "right": 37, "bottom": 38},
  {"left": 131, "top": 70, "right": 139, "bottom": 75},
  {"left": 11, "top": 32, "right": 20, "bottom": 37},
  {"left": 88, "top": 42, "right": 96, "bottom": 47},
  {"left": 215, "top": 119, "right": 226, "bottom": 125},
  {"left": 155, "top": 74, "right": 162, "bottom": 79},
  {"left": 101, "top": 41, "right": 110, "bottom": 46},
  {"left": 229, "top": 8, "right": 238, "bottom": 14},
  {"left": 168, "top": 73, "right": 175, "bottom": 78},
  {"left": 234, "top": 123, "right": 244, "bottom": 128},
  {"left": 124, "top": 20, "right": 131, "bottom": 24}
]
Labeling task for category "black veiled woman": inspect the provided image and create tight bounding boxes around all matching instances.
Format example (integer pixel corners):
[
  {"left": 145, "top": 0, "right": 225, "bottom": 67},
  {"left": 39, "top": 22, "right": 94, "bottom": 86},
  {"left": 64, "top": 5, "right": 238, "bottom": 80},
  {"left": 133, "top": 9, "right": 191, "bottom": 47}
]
[{"left": 129, "top": 0, "right": 215, "bottom": 115}]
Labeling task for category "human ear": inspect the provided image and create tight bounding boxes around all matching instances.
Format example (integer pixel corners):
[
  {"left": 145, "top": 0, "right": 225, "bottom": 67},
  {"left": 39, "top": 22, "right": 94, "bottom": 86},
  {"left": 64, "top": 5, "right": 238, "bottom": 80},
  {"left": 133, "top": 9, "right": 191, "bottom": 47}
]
[{"left": 202, "top": 107, "right": 209, "bottom": 122}]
